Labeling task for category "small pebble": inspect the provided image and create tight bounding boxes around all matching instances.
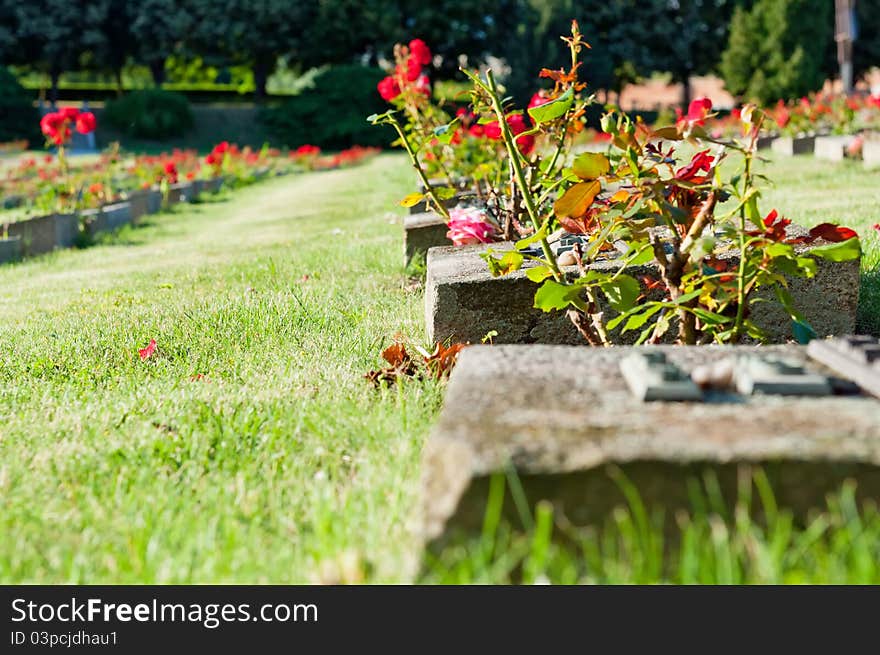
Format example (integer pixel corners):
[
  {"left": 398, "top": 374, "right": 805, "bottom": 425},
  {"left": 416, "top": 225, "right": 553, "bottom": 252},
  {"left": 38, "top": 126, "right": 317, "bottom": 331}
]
[{"left": 557, "top": 251, "right": 578, "bottom": 267}]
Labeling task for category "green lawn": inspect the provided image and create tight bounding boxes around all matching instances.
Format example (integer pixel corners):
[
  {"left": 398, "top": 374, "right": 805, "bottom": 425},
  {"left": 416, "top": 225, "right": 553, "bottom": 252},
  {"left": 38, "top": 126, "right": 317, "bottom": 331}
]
[{"left": 1, "top": 151, "right": 879, "bottom": 583}]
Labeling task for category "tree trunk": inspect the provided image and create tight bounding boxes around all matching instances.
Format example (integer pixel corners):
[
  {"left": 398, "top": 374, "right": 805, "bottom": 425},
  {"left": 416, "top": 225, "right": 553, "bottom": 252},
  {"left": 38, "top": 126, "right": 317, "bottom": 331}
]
[
  {"left": 49, "top": 66, "right": 61, "bottom": 104},
  {"left": 681, "top": 74, "right": 692, "bottom": 111},
  {"left": 114, "top": 67, "right": 124, "bottom": 97},
  {"left": 149, "top": 60, "right": 166, "bottom": 87},
  {"left": 253, "top": 60, "right": 269, "bottom": 102}
]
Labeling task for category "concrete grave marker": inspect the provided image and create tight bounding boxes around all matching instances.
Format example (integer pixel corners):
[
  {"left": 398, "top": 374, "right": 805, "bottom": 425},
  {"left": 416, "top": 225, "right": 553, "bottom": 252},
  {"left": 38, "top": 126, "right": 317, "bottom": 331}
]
[
  {"left": 813, "top": 135, "right": 855, "bottom": 162},
  {"left": 425, "top": 240, "right": 860, "bottom": 346},
  {"left": 420, "top": 344, "right": 880, "bottom": 549},
  {"left": 772, "top": 135, "right": 817, "bottom": 156}
]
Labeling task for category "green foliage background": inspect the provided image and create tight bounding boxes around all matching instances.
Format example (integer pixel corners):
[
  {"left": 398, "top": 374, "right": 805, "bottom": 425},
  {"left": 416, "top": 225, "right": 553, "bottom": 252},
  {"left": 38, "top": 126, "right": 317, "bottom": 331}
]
[
  {"left": 0, "top": 66, "right": 39, "bottom": 144},
  {"left": 720, "top": 0, "right": 833, "bottom": 103},
  {"left": 260, "top": 66, "right": 393, "bottom": 149},
  {"left": 104, "top": 89, "right": 194, "bottom": 140}
]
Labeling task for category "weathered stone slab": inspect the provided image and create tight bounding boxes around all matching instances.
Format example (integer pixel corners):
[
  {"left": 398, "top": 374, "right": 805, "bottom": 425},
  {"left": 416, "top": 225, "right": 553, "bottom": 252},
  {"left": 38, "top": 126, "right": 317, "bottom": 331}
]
[
  {"left": 425, "top": 240, "right": 859, "bottom": 346},
  {"left": 0, "top": 236, "right": 21, "bottom": 264},
  {"left": 5, "top": 213, "right": 77, "bottom": 256},
  {"left": 127, "top": 189, "right": 162, "bottom": 221},
  {"left": 813, "top": 135, "right": 854, "bottom": 162},
  {"left": 203, "top": 176, "right": 224, "bottom": 194},
  {"left": 771, "top": 135, "right": 816, "bottom": 156},
  {"left": 421, "top": 344, "right": 880, "bottom": 549},
  {"left": 405, "top": 212, "right": 449, "bottom": 266},
  {"left": 166, "top": 181, "right": 195, "bottom": 206},
  {"left": 54, "top": 213, "right": 79, "bottom": 248},
  {"left": 84, "top": 202, "right": 133, "bottom": 237},
  {"left": 863, "top": 139, "right": 880, "bottom": 169}
]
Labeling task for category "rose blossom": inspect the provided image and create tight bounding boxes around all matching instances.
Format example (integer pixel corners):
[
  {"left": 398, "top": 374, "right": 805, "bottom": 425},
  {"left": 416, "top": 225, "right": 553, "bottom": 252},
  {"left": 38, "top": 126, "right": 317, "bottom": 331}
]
[
  {"left": 445, "top": 207, "right": 499, "bottom": 245},
  {"left": 377, "top": 75, "right": 401, "bottom": 102},
  {"left": 408, "top": 39, "right": 432, "bottom": 66}
]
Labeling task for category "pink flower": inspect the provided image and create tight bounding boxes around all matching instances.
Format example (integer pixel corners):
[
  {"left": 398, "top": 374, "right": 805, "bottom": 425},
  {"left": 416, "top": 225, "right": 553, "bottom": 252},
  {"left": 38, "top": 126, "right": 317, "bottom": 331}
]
[
  {"left": 138, "top": 339, "right": 157, "bottom": 360},
  {"left": 409, "top": 39, "right": 432, "bottom": 66},
  {"left": 414, "top": 74, "right": 431, "bottom": 96},
  {"left": 445, "top": 208, "right": 499, "bottom": 245}
]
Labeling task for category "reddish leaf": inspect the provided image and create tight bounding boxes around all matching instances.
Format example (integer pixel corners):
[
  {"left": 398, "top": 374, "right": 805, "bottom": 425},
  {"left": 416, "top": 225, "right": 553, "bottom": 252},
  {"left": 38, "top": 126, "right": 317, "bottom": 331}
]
[
  {"left": 366, "top": 339, "right": 418, "bottom": 387},
  {"left": 809, "top": 223, "right": 859, "bottom": 243},
  {"left": 424, "top": 342, "right": 468, "bottom": 379},
  {"left": 382, "top": 342, "right": 411, "bottom": 367},
  {"left": 138, "top": 339, "right": 157, "bottom": 361}
]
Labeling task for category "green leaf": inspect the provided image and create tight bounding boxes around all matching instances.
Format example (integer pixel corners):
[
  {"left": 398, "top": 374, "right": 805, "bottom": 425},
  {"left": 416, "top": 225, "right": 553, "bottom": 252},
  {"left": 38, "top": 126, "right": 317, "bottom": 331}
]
[
  {"left": 691, "top": 308, "right": 732, "bottom": 326},
  {"left": 533, "top": 280, "right": 583, "bottom": 312},
  {"left": 625, "top": 304, "right": 664, "bottom": 333},
  {"left": 627, "top": 243, "right": 654, "bottom": 266},
  {"left": 527, "top": 87, "right": 574, "bottom": 124},
  {"left": 600, "top": 274, "right": 640, "bottom": 313},
  {"left": 483, "top": 250, "right": 524, "bottom": 277},
  {"left": 526, "top": 265, "right": 554, "bottom": 283},
  {"left": 515, "top": 221, "right": 549, "bottom": 250},
  {"left": 808, "top": 237, "right": 861, "bottom": 262},
  {"left": 571, "top": 152, "right": 611, "bottom": 180},
  {"left": 433, "top": 120, "right": 460, "bottom": 144},
  {"left": 434, "top": 186, "right": 457, "bottom": 200},
  {"left": 792, "top": 319, "right": 817, "bottom": 344},
  {"left": 400, "top": 193, "right": 425, "bottom": 208}
]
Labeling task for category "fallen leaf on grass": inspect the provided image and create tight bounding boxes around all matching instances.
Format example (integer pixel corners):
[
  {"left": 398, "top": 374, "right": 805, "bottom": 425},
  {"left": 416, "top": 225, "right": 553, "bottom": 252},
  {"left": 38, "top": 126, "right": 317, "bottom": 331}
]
[
  {"left": 138, "top": 339, "right": 157, "bottom": 360},
  {"left": 365, "top": 338, "right": 468, "bottom": 387},
  {"left": 364, "top": 340, "right": 418, "bottom": 387},
  {"left": 423, "top": 342, "right": 467, "bottom": 379}
]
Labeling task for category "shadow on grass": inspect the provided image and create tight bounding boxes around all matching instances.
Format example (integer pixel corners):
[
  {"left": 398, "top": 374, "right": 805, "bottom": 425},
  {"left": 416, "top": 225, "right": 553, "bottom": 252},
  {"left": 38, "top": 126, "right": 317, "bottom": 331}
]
[
  {"left": 421, "top": 465, "right": 880, "bottom": 584},
  {"left": 857, "top": 264, "right": 880, "bottom": 337}
]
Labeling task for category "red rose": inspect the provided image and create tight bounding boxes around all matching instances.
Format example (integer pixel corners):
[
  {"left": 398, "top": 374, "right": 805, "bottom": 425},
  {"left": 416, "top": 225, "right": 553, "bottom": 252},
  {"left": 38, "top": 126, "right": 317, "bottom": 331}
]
[
  {"left": 408, "top": 39, "right": 432, "bottom": 66},
  {"left": 75, "top": 111, "right": 96, "bottom": 134},
  {"left": 213, "top": 141, "right": 230, "bottom": 155},
  {"left": 40, "top": 112, "right": 63, "bottom": 137},
  {"left": 675, "top": 149, "right": 714, "bottom": 183},
  {"left": 40, "top": 112, "right": 70, "bottom": 145},
  {"left": 163, "top": 161, "right": 178, "bottom": 183},
  {"left": 59, "top": 106, "right": 79, "bottom": 121},
  {"left": 205, "top": 153, "right": 217, "bottom": 165},
  {"left": 483, "top": 121, "right": 502, "bottom": 140},
  {"left": 506, "top": 113, "right": 534, "bottom": 154},
  {"left": 399, "top": 57, "right": 421, "bottom": 82},
  {"left": 528, "top": 91, "right": 551, "bottom": 109},
  {"left": 377, "top": 76, "right": 401, "bottom": 102}
]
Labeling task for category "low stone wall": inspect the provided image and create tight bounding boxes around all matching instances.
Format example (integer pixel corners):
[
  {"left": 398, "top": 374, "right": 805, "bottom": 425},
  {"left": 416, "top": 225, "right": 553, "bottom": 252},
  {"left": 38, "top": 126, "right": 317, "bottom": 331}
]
[
  {"left": 425, "top": 240, "right": 860, "bottom": 346},
  {"left": 404, "top": 212, "right": 449, "bottom": 266}
]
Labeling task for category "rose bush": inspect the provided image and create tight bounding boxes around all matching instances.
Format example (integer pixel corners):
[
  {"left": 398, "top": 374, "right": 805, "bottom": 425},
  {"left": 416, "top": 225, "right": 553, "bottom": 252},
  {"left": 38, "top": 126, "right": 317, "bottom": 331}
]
[{"left": 460, "top": 22, "right": 862, "bottom": 346}]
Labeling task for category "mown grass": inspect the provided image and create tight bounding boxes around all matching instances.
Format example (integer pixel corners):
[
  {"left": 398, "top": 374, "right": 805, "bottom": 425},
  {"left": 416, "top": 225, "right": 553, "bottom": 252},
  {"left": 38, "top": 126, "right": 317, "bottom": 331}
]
[{"left": 0, "top": 150, "right": 878, "bottom": 583}]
